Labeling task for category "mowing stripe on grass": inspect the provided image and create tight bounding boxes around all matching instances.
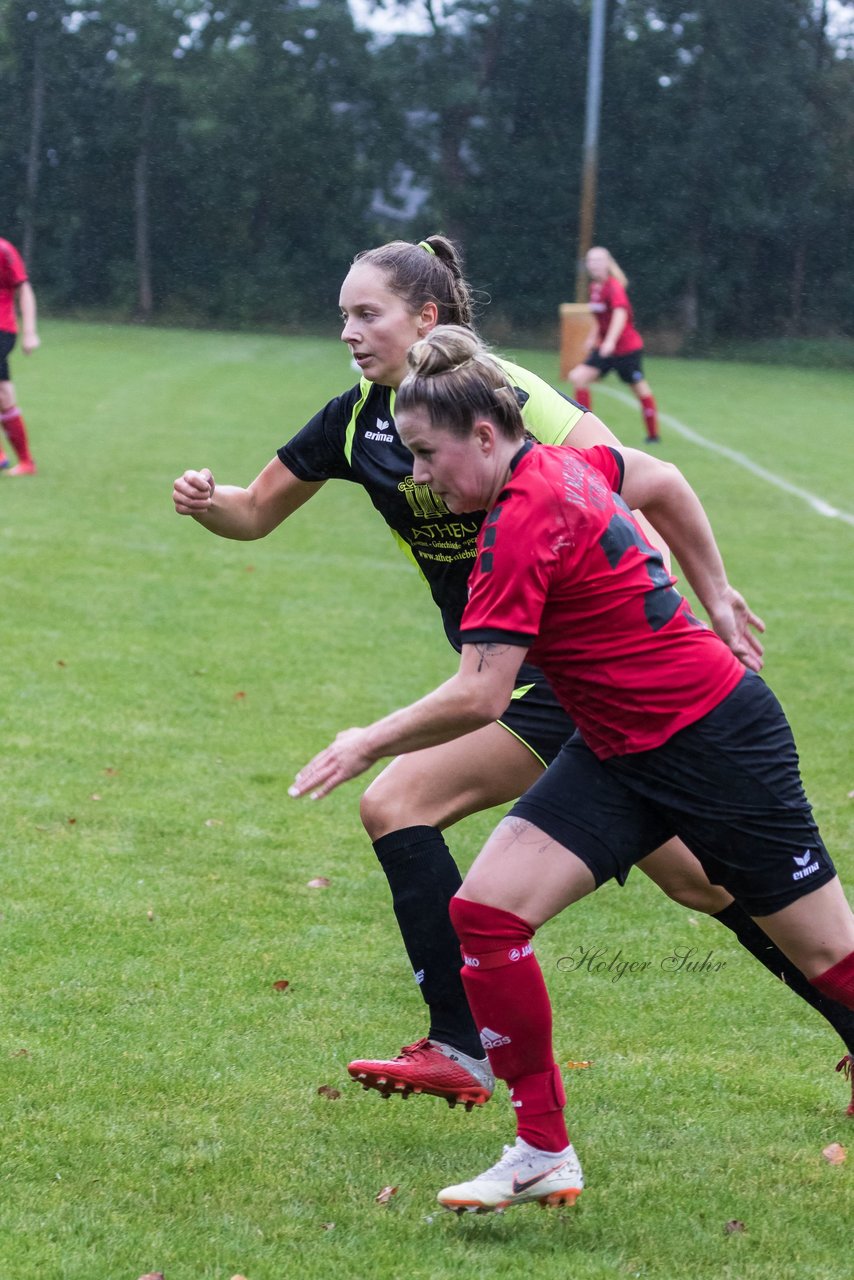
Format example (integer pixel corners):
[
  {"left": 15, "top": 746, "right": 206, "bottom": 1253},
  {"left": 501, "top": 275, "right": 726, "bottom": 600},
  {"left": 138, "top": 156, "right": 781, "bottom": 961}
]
[{"left": 598, "top": 384, "right": 854, "bottom": 527}]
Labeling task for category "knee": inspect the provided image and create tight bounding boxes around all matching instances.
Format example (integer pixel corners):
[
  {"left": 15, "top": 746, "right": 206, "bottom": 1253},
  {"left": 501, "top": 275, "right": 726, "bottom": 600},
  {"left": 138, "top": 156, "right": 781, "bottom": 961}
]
[
  {"left": 450, "top": 894, "right": 532, "bottom": 949},
  {"left": 663, "top": 879, "right": 732, "bottom": 914},
  {"left": 359, "top": 775, "right": 403, "bottom": 840},
  {"left": 649, "top": 866, "right": 732, "bottom": 913},
  {"left": 568, "top": 364, "right": 589, "bottom": 384},
  {"left": 640, "top": 841, "right": 733, "bottom": 914}
]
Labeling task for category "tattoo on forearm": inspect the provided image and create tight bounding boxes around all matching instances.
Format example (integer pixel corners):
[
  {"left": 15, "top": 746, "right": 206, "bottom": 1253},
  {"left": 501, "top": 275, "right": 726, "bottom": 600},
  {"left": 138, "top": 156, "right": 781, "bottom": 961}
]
[{"left": 474, "top": 643, "right": 511, "bottom": 673}]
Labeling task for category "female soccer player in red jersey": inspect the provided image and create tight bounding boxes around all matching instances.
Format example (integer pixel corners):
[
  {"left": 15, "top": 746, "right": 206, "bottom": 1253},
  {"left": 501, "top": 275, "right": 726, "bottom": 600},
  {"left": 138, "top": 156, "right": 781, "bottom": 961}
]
[
  {"left": 173, "top": 237, "right": 854, "bottom": 1114},
  {"left": 570, "top": 245, "right": 660, "bottom": 443},
  {"left": 290, "top": 325, "right": 854, "bottom": 1212},
  {"left": 0, "top": 235, "right": 39, "bottom": 475}
]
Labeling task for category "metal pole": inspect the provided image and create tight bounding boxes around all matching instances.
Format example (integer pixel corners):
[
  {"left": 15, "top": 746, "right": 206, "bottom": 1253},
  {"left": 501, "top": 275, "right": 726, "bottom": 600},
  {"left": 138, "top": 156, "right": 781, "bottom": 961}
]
[{"left": 575, "top": 0, "right": 607, "bottom": 302}]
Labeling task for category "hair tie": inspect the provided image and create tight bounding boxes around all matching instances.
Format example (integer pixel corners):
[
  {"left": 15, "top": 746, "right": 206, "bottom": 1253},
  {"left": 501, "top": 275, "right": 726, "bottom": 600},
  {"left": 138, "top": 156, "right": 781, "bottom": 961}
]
[{"left": 417, "top": 240, "right": 436, "bottom": 256}]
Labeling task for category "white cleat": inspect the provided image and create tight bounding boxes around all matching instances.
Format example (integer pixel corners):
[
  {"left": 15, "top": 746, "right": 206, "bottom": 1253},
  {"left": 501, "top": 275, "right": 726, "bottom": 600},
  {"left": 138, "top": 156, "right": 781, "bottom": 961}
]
[{"left": 437, "top": 1137, "right": 583, "bottom": 1213}]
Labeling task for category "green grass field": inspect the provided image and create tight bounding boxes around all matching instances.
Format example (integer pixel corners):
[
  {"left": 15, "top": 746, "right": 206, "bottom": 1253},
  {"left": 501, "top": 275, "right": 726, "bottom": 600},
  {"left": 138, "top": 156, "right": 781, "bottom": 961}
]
[{"left": 1, "top": 321, "right": 851, "bottom": 1280}]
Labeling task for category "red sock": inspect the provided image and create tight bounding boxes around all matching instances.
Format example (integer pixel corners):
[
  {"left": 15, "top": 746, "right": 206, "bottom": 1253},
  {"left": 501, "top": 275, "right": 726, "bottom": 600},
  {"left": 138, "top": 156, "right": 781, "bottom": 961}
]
[
  {"left": 640, "top": 393, "right": 659, "bottom": 440},
  {"left": 811, "top": 950, "right": 854, "bottom": 1009},
  {"left": 449, "top": 896, "right": 568, "bottom": 1152},
  {"left": 1, "top": 406, "right": 34, "bottom": 465},
  {"left": 573, "top": 387, "right": 592, "bottom": 410}
]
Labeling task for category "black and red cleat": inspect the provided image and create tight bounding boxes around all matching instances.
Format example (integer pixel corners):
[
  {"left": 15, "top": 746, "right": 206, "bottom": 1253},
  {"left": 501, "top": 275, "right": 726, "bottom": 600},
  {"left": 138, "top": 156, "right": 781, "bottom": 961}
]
[{"left": 348, "top": 1038, "right": 494, "bottom": 1111}]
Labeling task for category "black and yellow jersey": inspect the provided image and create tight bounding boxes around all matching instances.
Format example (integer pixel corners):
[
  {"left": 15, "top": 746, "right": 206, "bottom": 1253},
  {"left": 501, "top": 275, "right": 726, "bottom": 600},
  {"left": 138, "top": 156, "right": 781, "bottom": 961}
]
[{"left": 278, "top": 357, "right": 586, "bottom": 648}]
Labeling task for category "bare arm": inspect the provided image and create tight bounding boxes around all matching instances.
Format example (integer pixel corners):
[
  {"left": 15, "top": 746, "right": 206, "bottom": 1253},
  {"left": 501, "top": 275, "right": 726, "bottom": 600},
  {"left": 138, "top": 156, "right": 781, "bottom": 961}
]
[
  {"left": 172, "top": 457, "right": 324, "bottom": 540},
  {"left": 17, "top": 282, "right": 39, "bottom": 354},
  {"left": 619, "top": 448, "right": 765, "bottom": 667},
  {"left": 289, "top": 642, "right": 526, "bottom": 800},
  {"left": 599, "top": 306, "right": 627, "bottom": 358},
  {"left": 582, "top": 320, "right": 599, "bottom": 357}
]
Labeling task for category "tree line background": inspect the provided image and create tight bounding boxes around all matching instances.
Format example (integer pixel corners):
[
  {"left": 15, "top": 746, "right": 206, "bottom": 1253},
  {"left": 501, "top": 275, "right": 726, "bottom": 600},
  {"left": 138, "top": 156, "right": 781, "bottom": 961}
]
[{"left": 1, "top": 0, "right": 852, "bottom": 348}]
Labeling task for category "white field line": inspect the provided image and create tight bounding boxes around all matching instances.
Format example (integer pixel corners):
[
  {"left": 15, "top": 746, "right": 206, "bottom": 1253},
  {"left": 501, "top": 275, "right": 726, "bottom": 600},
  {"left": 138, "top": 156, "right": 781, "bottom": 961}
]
[{"left": 597, "top": 384, "right": 854, "bottom": 528}]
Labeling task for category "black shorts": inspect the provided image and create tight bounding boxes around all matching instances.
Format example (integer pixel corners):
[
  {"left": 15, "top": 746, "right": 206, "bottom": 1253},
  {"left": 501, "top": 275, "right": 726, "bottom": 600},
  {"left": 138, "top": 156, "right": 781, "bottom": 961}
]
[
  {"left": 498, "top": 662, "right": 576, "bottom": 768},
  {"left": 509, "top": 671, "right": 835, "bottom": 917},
  {"left": 0, "top": 331, "right": 15, "bottom": 382},
  {"left": 585, "top": 348, "right": 645, "bottom": 385}
]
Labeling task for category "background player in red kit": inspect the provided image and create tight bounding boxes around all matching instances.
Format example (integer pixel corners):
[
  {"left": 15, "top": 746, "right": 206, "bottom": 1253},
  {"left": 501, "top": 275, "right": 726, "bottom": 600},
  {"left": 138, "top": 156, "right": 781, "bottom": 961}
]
[
  {"left": 570, "top": 245, "right": 660, "bottom": 444},
  {"left": 291, "top": 325, "right": 854, "bottom": 1214},
  {"left": 0, "top": 236, "right": 39, "bottom": 476}
]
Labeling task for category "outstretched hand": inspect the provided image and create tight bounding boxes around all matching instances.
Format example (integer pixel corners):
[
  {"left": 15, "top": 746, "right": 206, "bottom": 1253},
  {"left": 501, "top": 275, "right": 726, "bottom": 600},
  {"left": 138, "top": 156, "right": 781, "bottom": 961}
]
[
  {"left": 289, "top": 727, "right": 377, "bottom": 800},
  {"left": 708, "top": 587, "right": 765, "bottom": 671},
  {"left": 173, "top": 468, "right": 215, "bottom": 515}
]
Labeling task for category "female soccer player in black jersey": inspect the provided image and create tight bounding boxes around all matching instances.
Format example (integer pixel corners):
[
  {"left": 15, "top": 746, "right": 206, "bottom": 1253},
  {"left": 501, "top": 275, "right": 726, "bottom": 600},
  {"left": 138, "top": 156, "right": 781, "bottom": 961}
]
[{"left": 173, "top": 237, "right": 854, "bottom": 1114}]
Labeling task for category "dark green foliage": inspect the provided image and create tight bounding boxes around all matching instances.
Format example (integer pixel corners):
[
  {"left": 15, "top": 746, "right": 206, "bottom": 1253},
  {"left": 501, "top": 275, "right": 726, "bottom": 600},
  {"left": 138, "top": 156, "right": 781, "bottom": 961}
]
[{"left": 0, "top": 0, "right": 851, "bottom": 338}]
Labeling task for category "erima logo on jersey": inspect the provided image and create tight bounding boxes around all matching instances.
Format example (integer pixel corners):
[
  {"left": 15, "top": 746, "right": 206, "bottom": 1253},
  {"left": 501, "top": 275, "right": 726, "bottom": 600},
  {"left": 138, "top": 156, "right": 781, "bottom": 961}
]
[
  {"left": 792, "top": 849, "right": 820, "bottom": 881},
  {"left": 480, "top": 1027, "right": 512, "bottom": 1050},
  {"left": 365, "top": 417, "right": 394, "bottom": 442}
]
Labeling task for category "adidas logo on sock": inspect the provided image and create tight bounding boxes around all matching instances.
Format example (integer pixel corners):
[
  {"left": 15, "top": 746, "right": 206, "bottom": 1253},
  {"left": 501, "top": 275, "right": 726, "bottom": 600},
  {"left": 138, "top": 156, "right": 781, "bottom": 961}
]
[{"left": 480, "top": 1026, "right": 512, "bottom": 1050}]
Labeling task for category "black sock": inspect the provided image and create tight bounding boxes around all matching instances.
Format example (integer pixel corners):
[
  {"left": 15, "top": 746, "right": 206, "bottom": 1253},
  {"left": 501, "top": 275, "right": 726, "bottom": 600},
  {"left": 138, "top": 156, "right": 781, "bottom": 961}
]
[
  {"left": 713, "top": 902, "right": 854, "bottom": 1055},
  {"left": 372, "top": 825, "right": 483, "bottom": 1059}
]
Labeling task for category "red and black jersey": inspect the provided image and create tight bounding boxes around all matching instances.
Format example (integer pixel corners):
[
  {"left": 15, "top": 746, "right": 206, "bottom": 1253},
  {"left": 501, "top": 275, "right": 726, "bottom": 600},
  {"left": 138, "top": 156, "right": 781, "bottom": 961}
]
[
  {"left": 0, "top": 238, "right": 28, "bottom": 333},
  {"left": 459, "top": 442, "right": 744, "bottom": 758},
  {"left": 589, "top": 276, "right": 643, "bottom": 356}
]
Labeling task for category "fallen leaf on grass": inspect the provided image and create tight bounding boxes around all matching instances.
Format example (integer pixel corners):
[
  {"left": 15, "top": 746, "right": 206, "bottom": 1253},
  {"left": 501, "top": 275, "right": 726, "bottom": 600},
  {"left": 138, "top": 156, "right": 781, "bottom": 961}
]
[
  {"left": 317, "top": 1085, "right": 341, "bottom": 1100},
  {"left": 57, "top": 660, "right": 66, "bottom": 668},
  {"left": 723, "top": 1220, "right": 746, "bottom": 1235},
  {"left": 321, "top": 1223, "right": 335, "bottom": 1231},
  {"left": 233, "top": 691, "right": 246, "bottom": 701},
  {"left": 147, "top": 909, "right": 155, "bottom": 922},
  {"left": 848, "top": 789, "right": 854, "bottom": 800},
  {"left": 565, "top": 1059, "right": 594, "bottom": 1069},
  {"left": 244, "top": 565, "right": 255, "bottom": 573},
  {"left": 204, "top": 818, "right": 223, "bottom": 827},
  {"left": 272, "top": 980, "right": 290, "bottom": 991},
  {"left": 90, "top": 793, "right": 102, "bottom": 802},
  {"left": 10, "top": 1048, "right": 29, "bottom": 1058},
  {"left": 307, "top": 877, "right": 331, "bottom": 888},
  {"left": 230, "top": 1274, "right": 250, "bottom": 1279},
  {"left": 103, "top": 767, "right": 119, "bottom": 776},
  {"left": 67, "top": 817, "right": 77, "bottom": 825},
  {"left": 822, "top": 1143, "right": 847, "bottom": 1165},
  {"left": 375, "top": 1185, "right": 398, "bottom": 1204},
  {"left": 137, "top": 1273, "right": 165, "bottom": 1279}
]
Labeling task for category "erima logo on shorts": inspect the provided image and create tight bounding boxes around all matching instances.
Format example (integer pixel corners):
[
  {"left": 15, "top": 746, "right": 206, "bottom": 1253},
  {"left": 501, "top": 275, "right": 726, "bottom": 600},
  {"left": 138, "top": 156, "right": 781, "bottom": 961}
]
[
  {"left": 792, "top": 849, "right": 820, "bottom": 881},
  {"left": 480, "top": 1027, "right": 511, "bottom": 1049},
  {"left": 365, "top": 417, "right": 394, "bottom": 442},
  {"left": 413, "top": 968, "right": 425, "bottom": 985},
  {"left": 463, "top": 955, "right": 480, "bottom": 967}
]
